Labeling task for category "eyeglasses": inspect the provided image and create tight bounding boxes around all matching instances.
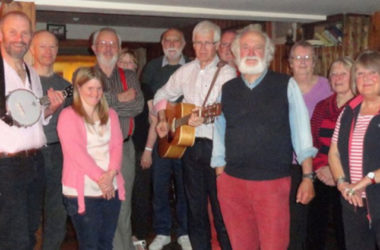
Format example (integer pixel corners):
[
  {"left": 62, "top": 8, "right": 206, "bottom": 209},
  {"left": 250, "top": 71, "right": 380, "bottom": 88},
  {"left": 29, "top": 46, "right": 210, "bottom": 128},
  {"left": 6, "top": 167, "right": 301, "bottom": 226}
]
[
  {"left": 96, "top": 40, "right": 118, "bottom": 48},
  {"left": 291, "top": 55, "right": 313, "bottom": 63},
  {"left": 193, "top": 41, "right": 216, "bottom": 48}
]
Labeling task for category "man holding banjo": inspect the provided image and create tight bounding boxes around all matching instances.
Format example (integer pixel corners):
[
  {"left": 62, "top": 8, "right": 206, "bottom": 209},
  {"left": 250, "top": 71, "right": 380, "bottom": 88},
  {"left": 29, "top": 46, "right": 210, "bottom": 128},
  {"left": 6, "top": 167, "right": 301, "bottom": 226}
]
[{"left": 0, "top": 11, "right": 64, "bottom": 249}]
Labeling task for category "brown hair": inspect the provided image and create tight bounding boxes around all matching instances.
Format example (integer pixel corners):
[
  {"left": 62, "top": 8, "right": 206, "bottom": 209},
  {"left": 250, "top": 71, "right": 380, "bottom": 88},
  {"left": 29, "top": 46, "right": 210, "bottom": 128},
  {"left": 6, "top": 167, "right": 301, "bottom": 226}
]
[
  {"left": 119, "top": 48, "right": 137, "bottom": 65},
  {"left": 72, "top": 67, "right": 109, "bottom": 125}
]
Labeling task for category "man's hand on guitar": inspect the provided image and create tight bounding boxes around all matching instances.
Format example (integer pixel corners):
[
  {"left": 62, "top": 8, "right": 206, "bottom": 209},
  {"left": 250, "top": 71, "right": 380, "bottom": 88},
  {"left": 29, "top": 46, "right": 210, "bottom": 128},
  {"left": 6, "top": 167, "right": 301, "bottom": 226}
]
[
  {"left": 45, "top": 88, "right": 65, "bottom": 117},
  {"left": 189, "top": 107, "right": 204, "bottom": 127}
]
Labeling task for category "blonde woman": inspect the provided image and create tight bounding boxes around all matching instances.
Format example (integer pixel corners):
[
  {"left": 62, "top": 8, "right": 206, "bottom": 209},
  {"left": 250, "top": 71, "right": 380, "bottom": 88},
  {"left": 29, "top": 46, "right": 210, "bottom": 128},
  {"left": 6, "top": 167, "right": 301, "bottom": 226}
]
[
  {"left": 329, "top": 51, "right": 380, "bottom": 249},
  {"left": 57, "top": 67, "right": 125, "bottom": 249}
]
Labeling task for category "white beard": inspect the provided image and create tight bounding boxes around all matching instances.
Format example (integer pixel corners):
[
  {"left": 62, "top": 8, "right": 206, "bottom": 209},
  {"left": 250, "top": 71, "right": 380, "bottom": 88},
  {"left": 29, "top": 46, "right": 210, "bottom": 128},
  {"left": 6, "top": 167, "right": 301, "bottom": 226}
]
[
  {"left": 238, "top": 56, "right": 266, "bottom": 75},
  {"left": 164, "top": 48, "right": 181, "bottom": 61},
  {"left": 98, "top": 54, "right": 118, "bottom": 68}
]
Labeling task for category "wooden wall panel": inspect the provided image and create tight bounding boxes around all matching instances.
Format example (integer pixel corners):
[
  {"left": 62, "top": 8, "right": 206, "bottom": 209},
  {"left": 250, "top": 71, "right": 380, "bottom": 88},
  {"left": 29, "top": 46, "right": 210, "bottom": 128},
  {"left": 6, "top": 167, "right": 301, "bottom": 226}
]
[{"left": 369, "top": 11, "right": 380, "bottom": 51}]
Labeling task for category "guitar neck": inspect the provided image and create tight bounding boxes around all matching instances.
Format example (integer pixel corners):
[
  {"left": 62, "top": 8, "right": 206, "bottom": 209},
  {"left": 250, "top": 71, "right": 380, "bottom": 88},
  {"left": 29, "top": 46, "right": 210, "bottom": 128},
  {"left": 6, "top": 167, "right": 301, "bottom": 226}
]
[
  {"left": 175, "top": 114, "right": 191, "bottom": 129},
  {"left": 171, "top": 103, "right": 221, "bottom": 129}
]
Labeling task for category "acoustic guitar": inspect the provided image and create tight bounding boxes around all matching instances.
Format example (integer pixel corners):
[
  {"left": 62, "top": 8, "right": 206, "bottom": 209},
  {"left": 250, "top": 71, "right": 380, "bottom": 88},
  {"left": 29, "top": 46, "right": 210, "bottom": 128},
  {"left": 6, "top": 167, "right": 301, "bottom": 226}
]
[{"left": 158, "top": 102, "right": 221, "bottom": 159}]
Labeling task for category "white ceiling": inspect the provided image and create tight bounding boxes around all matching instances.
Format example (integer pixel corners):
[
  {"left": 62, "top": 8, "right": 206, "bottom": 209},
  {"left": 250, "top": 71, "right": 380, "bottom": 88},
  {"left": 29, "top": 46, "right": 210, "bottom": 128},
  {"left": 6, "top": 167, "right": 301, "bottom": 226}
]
[{"left": 28, "top": 0, "right": 380, "bottom": 23}]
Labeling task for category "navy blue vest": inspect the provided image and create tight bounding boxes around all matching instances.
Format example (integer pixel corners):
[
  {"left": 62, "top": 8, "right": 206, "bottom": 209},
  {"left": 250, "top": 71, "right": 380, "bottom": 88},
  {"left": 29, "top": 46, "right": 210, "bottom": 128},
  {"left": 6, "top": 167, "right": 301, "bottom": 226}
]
[
  {"left": 222, "top": 71, "right": 292, "bottom": 180},
  {"left": 338, "top": 102, "right": 380, "bottom": 220}
]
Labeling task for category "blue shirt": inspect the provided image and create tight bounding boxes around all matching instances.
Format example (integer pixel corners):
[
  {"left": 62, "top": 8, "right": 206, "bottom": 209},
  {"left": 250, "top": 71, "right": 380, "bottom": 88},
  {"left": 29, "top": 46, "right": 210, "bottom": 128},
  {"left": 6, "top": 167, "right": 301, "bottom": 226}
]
[{"left": 211, "top": 70, "right": 317, "bottom": 168}]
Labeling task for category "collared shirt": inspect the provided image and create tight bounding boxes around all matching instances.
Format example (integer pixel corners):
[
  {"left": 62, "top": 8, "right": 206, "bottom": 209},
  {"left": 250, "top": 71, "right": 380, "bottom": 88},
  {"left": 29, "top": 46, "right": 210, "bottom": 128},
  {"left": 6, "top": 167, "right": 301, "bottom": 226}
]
[
  {"left": 153, "top": 56, "right": 237, "bottom": 140},
  {"left": 95, "top": 65, "right": 144, "bottom": 139},
  {"left": 0, "top": 60, "right": 49, "bottom": 153},
  {"left": 161, "top": 54, "right": 186, "bottom": 67},
  {"left": 211, "top": 70, "right": 317, "bottom": 167}
]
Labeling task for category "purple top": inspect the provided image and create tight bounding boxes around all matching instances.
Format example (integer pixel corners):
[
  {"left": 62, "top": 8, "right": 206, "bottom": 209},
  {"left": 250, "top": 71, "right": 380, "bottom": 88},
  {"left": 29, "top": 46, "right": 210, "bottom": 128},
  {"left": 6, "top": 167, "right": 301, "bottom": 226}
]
[
  {"left": 303, "top": 76, "right": 332, "bottom": 118},
  {"left": 293, "top": 76, "right": 331, "bottom": 164}
]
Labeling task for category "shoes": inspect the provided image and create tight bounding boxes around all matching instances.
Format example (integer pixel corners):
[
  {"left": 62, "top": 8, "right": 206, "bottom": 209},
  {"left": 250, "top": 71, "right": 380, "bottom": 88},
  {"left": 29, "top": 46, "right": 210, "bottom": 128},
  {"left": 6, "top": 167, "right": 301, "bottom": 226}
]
[
  {"left": 149, "top": 235, "right": 171, "bottom": 250},
  {"left": 177, "top": 235, "right": 192, "bottom": 250}
]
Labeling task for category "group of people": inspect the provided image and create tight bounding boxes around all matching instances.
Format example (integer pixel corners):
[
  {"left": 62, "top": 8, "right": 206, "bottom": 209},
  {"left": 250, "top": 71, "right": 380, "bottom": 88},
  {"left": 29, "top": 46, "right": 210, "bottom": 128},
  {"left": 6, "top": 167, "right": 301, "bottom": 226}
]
[{"left": 1, "top": 8, "right": 380, "bottom": 250}]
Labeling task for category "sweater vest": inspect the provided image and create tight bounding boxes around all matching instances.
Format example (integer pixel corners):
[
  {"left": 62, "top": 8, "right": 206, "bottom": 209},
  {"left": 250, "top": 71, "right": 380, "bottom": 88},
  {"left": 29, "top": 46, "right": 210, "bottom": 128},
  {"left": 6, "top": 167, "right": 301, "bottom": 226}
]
[
  {"left": 222, "top": 71, "right": 292, "bottom": 180},
  {"left": 338, "top": 102, "right": 380, "bottom": 220}
]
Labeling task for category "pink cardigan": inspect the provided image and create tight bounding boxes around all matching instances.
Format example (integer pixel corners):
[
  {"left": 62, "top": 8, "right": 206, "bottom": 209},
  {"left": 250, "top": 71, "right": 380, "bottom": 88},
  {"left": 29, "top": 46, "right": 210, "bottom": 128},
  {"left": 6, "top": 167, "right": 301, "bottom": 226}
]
[{"left": 57, "top": 107, "right": 125, "bottom": 213}]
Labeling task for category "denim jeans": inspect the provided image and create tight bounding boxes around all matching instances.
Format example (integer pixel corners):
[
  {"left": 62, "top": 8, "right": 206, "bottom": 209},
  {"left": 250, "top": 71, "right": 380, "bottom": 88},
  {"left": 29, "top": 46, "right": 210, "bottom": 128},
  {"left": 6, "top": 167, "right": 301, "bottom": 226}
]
[
  {"left": 182, "top": 138, "right": 231, "bottom": 250},
  {"left": 41, "top": 143, "right": 67, "bottom": 250},
  {"left": 64, "top": 194, "right": 121, "bottom": 250},
  {"left": 0, "top": 151, "right": 45, "bottom": 250},
  {"left": 152, "top": 144, "right": 188, "bottom": 237}
]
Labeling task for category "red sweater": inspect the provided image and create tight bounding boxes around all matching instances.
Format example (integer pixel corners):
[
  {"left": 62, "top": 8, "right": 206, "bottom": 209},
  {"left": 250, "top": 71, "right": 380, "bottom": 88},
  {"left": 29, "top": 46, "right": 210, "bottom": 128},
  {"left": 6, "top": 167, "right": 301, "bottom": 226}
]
[{"left": 310, "top": 93, "right": 351, "bottom": 171}]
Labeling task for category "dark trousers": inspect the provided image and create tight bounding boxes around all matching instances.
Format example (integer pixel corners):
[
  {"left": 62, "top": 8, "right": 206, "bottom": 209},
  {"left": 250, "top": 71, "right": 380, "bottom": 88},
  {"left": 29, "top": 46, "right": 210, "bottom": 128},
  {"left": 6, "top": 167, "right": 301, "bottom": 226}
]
[
  {"left": 341, "top": 198, "right": 380, "bottom": 250},
  {"left": 0, "top": 151, "right": 45, "bottom": 250},
  {"left": 152, "top": 144, "right": 188, "bottom": 237},
  {"left": 41, "top": 143, "right": 67, "bottom": 250},
  {"left": 131, "top": 149, "right": 152, "bottom": 240},
  {"left": 64, "top": 194, "right": 121, "bottom": 250},
  {"left": 289, "top": 164, "right": 309, "bottom": 250},
  {"left": 306, "top": 179, "right": 345, "bottom": 250},
  {"left": 182, "top": 138, "right": 231, "bottom": 250}
]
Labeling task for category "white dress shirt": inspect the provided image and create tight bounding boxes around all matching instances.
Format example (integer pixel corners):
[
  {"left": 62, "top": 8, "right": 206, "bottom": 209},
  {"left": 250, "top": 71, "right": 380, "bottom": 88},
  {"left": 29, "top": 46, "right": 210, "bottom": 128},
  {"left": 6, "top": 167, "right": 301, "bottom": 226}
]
[
  {"left": 0, "top": 60, "right": 48, "bottom": 153},
  {"left": 154, "top": 56, "right": 236, "bottom": 140}
]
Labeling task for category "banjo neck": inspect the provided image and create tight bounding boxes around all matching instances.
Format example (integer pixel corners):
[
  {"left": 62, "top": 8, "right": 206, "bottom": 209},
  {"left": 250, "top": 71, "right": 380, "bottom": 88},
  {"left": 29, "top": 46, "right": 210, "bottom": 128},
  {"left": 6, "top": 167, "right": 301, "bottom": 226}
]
[{"left": 40, "top": 85, "right": 73, "bottom": 106}]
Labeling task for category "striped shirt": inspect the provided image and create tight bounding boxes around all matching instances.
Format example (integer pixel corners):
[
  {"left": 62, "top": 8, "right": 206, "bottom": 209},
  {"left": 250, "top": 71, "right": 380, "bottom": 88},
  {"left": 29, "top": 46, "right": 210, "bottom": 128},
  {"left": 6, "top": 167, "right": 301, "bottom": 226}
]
[
  {"left": 95, "top": 65, "right": 144, "bottom": 139},
  {"left": 333, "top": 113, "right": 374, "bottom": 192}
]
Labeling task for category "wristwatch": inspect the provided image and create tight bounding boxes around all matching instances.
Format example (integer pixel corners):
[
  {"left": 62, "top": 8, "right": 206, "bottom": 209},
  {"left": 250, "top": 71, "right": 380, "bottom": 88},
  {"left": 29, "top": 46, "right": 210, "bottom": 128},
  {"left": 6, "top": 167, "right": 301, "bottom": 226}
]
[
  {"left": 367, "top": 172, "right": 376, "bottom": 184},
  {"left": 302, "top": 172, "right": 316, "bottom": 181}
]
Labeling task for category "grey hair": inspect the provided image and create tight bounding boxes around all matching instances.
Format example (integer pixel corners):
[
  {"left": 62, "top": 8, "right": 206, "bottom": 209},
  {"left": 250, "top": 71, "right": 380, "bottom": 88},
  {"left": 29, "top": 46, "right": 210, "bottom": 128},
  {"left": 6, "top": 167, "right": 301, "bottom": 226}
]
[
  {"left": 352, "top": 50, "right": 380, "bottom": 95},
  {"left": 289, "top": 40, "right": 316, "bottom": 62},
  {"left": 161, "top": 28, "right": 186, "bottom": 44},
  {"left": 92, "top": 27, "right": 122, "bottom": 47},
  {"left": 192, "top": 21, "right": 221, "bottom": 43},
  {"left": 230, "top": 24, "right": 275, "bottom": 66},
  {"left": 329, "top": 57, "right": 355, "bottom": 94}
]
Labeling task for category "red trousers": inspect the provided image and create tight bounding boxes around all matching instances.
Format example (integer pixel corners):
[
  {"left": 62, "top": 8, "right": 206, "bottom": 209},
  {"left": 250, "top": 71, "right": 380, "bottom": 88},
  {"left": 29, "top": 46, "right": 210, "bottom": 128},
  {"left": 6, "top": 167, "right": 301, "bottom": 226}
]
[{"left": 217, "top": 173, "right": 291, "bottom": 250}]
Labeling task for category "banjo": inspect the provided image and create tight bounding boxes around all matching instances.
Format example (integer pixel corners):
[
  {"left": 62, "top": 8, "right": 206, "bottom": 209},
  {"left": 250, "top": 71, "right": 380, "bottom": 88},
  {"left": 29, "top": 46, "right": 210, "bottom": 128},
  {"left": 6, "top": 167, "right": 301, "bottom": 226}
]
[{"left": 3, "top": 85, "right": 73, "bottom": 127}]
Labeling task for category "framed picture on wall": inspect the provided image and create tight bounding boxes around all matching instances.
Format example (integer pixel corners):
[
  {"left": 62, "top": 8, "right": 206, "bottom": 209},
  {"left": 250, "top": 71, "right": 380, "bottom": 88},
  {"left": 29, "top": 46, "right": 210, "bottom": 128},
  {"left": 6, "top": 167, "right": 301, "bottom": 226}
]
[{"left": 47, "top": 24, "right": 66, "bottom": 40}]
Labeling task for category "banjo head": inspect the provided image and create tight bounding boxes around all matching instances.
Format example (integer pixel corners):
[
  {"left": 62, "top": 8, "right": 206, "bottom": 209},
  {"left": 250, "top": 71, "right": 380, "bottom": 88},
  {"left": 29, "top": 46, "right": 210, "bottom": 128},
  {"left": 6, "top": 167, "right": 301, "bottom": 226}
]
[{"left": 6, "top": 89, "right": 42, "bottom": 127}]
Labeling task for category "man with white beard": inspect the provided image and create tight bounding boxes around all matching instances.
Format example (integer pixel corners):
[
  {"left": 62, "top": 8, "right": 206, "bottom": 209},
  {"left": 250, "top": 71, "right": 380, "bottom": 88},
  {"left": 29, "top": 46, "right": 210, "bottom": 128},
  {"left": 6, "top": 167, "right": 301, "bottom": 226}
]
[
  {"left": 211, "top": 24, "right": 316, "bottom": 249},
  {"left": 91, "top": 27, "right": 144, "bottom": 250},
  {"left": 141, "top": 28, "right": 188, "bottom": 94},
  {"left": 140, "top": 28, "right": 192, "bottom": 250}
]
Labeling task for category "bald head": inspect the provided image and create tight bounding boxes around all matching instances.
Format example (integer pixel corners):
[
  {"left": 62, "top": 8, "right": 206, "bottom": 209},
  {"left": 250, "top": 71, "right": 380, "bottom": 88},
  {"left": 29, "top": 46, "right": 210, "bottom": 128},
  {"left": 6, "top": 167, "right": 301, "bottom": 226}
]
[
  {"left": 0, "top": 11, "right": 32, "bottom": 32},
  {"left": 30, "top": 30, "right": 59, "bottom": 70},
  {"left": 0, "top": 11, "right": 33, "bottom": 60}
]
